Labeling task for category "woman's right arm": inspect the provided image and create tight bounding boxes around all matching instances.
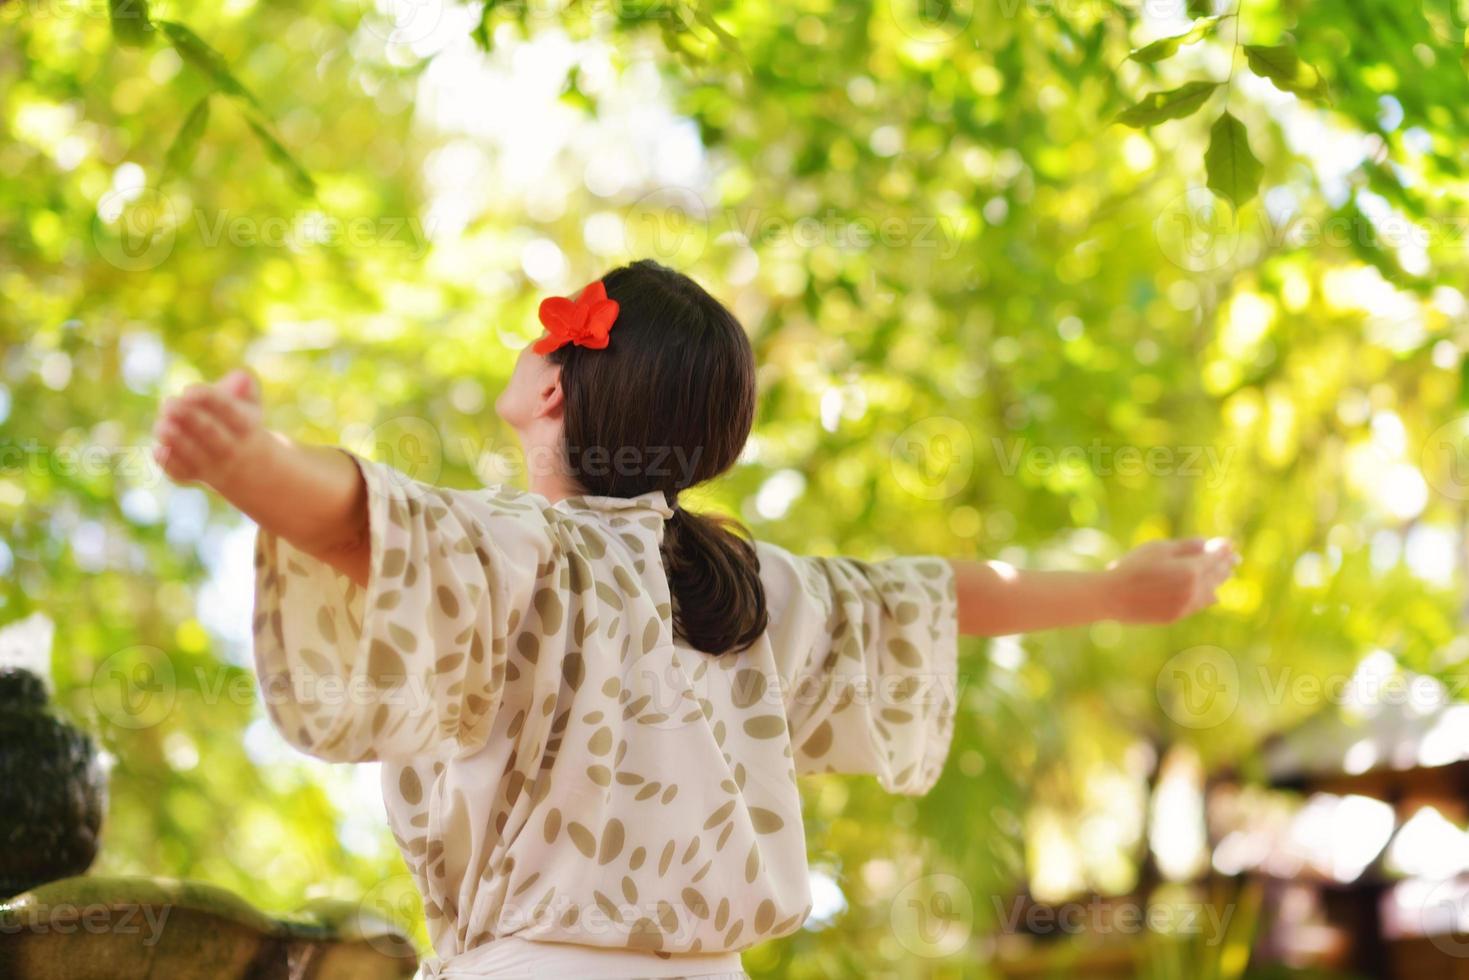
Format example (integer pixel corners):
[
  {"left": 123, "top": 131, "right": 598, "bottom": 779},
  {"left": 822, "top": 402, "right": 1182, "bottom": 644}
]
[
  {"left": 152, "top": 370, "right": 372, "bottom": 587},
  {"left": 948, "top": 537, "right": 1238, "bottom": 638}
]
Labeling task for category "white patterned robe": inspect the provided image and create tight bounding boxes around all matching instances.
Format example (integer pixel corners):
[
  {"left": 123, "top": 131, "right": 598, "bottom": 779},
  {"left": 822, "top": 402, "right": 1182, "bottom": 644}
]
[{"left": 252, "top": 451, "right": 959, "bottom": 960}]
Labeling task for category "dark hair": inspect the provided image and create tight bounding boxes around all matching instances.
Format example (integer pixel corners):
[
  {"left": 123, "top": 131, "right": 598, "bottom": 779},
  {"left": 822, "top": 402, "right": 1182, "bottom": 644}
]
[{"left": 548, "top": 259, "right": 768, "bottom": 655}]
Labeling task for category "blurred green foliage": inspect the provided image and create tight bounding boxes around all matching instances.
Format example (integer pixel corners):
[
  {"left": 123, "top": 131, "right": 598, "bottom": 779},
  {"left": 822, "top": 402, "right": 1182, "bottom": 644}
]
[{"left": 4, "top": 0, "right": 1469, "bottom": 975}]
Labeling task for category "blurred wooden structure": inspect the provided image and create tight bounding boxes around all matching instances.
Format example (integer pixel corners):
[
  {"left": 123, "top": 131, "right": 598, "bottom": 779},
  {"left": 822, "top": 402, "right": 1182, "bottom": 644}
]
[
  {"left": 1211, "top": 678, "right": 1469, "bottom": 979},
  {"left": 991, "top": 667, "right": 1469, "bottom": 979}
]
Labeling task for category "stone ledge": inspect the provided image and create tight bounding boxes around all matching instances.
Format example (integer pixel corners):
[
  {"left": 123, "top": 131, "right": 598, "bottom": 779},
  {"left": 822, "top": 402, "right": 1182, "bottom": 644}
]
[{"left": 0, "top": 874, "right": 419, "bottom": 980}]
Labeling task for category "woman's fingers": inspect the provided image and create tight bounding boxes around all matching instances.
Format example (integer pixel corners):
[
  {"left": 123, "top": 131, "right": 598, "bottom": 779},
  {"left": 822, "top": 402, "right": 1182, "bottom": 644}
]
[
  {"left": 1175, "top": 536, "right": 1238, "bottom": 559},
  {"left": 152, "top": 443, "right": 188, "bottom": 481},
  {"left": 154, "top": 443, "right": 197, "bottom": 483},
  {"left": 152, "top": 372, "right": 263, "bottom": 489},
  {"left": 155, "top": 415, "right": 203, "bottom": 457},
  {"left": 180, "top": 383, "right": 254, "bottom": 438},
  {"left": 167, "top": 399, "right": 236, "bottom": 458},
  {"left": 1190, "top": 547, "right": 1237, "bottom": 611},
  {"left": 218, "top": 368, "right": 260, "bottom": 405},
  {"left": 154, "top": 418, "right": 207, "bottom": 479},
  {"left": 1207, "top": 537, "right": 1239, "bottom": 564}
]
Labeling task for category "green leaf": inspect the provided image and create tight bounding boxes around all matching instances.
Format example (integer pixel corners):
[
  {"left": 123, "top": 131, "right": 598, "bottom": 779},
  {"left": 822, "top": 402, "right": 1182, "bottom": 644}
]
[
  {"left": 245, "top": 116, "right": 316, "bottom": 197},
  {"left": 691, "top": 5, "right": 742, "bottom": 59},
  {"left": 157, "top": 21, "right": 261, "bottom": 109},
  {"left": 1128, "top": 17, "right": 1219, "bottom": 64},
  {"left": 1115, "top": 81, "right": 1219, "bottom": 127},
  {"left": 163, "top": 98, "right": 210, "bottom": 178},
  {"left": 108, "top": 0, "right": 153, "bottom": 47},
  {"left": 615, "top": 0, "right": 676, "bottom": 26},
  {"left": 1244, "top": 43, "right": 1329, "bottom": 101},
  {"left": 1204, "top": 112, "right": 1263, "bottom": 207},
  {"left": 471, "top": 0, "right": 508, "bottom": 51},
  {"left": 1186, "top": 0, "right": 1214, "bottom": 16},
  {"left": 1335, "top": 195, "right": 1407, "bottom": 283},
  {"left": 559, "top": 67, "right": 596, "bottom": 114}
]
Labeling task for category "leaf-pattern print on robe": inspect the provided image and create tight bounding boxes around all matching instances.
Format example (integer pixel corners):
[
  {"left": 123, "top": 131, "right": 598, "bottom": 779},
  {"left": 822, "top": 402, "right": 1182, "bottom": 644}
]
[
  {"left": 253, "top": 450, "right": 552, "bottom": 763},
  {"left": 755, "top": 543, "right": 960, "bottom": 796},
  {"left": 253, "top": 450, "right": 958, "bottom": 962}
]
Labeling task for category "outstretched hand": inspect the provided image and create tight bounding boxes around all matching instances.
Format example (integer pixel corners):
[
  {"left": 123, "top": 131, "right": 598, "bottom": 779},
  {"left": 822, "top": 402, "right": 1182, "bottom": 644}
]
[
  {"left": 150, "top": 369, "right": 370, "bottom": 584},
  {"left": 152, "top": 369, "right": 266, "bottom": 491},
  {"left": 1105, "top": 537, "right": 1239, "bottom": 625}
]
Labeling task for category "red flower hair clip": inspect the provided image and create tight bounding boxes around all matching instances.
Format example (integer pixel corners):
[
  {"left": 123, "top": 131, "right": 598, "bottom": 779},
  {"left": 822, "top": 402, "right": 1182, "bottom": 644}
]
[{"left": 533, "top": 280, "right": 620, "bottom": 355}]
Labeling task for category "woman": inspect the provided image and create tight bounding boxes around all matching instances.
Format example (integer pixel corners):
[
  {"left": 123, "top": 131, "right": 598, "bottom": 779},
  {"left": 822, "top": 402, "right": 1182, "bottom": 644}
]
[{"left": 152, "top": 259, "right": 1236, "bottom": 978}]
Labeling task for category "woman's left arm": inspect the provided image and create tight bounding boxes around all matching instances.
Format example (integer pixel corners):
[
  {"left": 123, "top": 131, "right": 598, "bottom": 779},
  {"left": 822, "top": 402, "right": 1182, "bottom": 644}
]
[
  {"left": 948, "top": 537, "right": 1238, "bottom": 637},
  {"left": 152, "top": 370, "right": 372, "bottom": 587}
]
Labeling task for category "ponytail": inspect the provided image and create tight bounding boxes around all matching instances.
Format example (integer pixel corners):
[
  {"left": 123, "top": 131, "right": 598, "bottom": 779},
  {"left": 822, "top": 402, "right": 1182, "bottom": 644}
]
[
  {"left": 660, "top": 506, "right": 768, "bottom": 655},
  {"left": 550, "top": 259, "right": 768, "bottom": 656}
]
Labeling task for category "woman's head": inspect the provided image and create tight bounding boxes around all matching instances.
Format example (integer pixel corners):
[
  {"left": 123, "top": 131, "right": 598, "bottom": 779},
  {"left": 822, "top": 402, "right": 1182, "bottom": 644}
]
[{"left": 496, "top": 259, "right": 768, "bottom": 654}]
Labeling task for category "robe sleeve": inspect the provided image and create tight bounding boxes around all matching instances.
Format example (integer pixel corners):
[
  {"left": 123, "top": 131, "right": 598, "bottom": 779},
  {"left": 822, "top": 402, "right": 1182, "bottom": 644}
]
[
  {"left": 252, "top": 449, "right": 554, "bottom": 763},
  {"left": 756, "top": 541, "right": 959, "bottom": 796}
]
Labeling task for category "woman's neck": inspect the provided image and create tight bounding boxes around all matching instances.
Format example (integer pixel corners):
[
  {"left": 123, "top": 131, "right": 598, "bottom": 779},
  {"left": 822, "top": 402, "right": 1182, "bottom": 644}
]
[
  {"left": 531, "top": 472, "right": 580, "bottom": 504},
  {"left": 518, "top": 431, "right": 580, "bottom": 503}
]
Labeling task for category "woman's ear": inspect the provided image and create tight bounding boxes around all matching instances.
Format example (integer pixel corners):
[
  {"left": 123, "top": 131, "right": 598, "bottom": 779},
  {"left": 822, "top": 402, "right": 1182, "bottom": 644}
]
[{"left": 534, "top": 367, "right": 565, "bottom": 421}]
